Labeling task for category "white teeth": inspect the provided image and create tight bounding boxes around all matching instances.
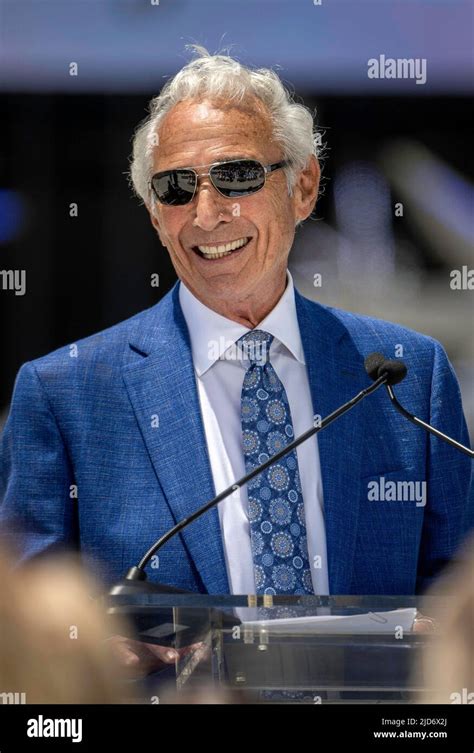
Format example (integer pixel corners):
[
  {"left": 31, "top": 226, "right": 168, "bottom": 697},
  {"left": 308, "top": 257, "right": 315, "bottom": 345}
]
[{"left": 197, "top": 237, "right": 249, "bottom": 258}]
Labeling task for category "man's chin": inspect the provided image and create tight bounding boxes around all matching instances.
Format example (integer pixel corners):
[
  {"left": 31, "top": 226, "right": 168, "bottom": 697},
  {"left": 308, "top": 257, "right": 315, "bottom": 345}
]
[{"left": 200, "top": 277, "right": 249, "bottom": 302}]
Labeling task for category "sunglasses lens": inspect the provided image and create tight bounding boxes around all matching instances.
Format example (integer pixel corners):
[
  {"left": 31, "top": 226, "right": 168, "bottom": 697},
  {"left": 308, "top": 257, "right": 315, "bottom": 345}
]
[
  {"left": 152, "top": 170, "right": 196, "bottom": 205},
  {"left": 210, "top": 160, "right": 265, "bottom": 197}
]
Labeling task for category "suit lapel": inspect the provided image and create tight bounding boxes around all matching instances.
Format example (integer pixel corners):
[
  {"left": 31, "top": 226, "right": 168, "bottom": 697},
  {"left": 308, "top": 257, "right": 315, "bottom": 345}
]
[
  {"left": 122, "top": 284, "right": 229, "bottom": 594},
  {"left": 295, "top": 292, "right": 366, "bottom": 594}
]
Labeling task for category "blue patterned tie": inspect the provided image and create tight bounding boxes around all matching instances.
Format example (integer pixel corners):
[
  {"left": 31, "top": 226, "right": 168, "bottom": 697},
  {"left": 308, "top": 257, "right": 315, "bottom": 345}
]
[{"left": 239, "top": 330, "right": 313, "bottom": 596}]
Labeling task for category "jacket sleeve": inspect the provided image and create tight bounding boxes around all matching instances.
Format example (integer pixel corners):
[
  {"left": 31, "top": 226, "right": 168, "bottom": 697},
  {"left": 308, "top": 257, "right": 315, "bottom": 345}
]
[
  {"left": 416, "top": 341, "right": 474, "bottom": 593},
  {"left": 0, "top": 361, "right": 78, "bottom": 563}
]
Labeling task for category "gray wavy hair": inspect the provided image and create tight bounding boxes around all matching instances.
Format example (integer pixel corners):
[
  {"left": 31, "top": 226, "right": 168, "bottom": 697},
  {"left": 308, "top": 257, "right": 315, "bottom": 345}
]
[{"left": 129, "top": 46, "right": 322, "bottom": 206}]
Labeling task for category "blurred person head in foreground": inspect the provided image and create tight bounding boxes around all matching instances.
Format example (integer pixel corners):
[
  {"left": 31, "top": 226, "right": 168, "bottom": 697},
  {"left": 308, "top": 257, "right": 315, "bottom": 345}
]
[
  {"left": 415, "top": 538, "right": 474, "bottom": 704},
  {"left": 0, "top": 550, "right": 131, "bottom": 704},
  {"left": 0, "top": 46, "right": 472, "bottom": 605}
]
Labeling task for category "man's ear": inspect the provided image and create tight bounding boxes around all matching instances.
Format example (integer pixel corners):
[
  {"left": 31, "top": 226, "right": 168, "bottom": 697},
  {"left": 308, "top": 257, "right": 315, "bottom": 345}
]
[
  {"left": 146, "top": 202, "right": 168, "bottom": 249},
  {"left": 293, "top": 155, "right": 320, "bottom": 223},
  {"left": 146, "top": 202, "right": 161, "bottom": 234}
]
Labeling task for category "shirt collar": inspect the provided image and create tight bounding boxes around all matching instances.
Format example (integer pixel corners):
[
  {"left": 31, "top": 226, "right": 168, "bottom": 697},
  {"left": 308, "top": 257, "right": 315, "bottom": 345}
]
[{"left": 179, "top": 271, "right": 306, "bottom": 376}]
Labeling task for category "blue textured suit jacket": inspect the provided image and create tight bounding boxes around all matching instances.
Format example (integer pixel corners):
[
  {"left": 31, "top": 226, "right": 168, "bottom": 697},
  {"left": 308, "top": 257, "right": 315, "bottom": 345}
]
[{"left": 1, "top": 283, "right": 472, "bottom": 594}]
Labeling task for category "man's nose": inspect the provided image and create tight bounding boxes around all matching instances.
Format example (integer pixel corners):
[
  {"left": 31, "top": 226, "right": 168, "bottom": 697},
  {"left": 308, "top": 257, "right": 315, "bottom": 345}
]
[{"left": 192, "top": 182, "right": 232, "bottom": 231}]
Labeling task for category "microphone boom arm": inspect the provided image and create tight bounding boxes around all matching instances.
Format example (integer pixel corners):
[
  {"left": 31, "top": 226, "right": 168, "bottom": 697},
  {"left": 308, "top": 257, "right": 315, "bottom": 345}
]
[{"left": 385, "top": 384, "right": 474, "bottom": 458}]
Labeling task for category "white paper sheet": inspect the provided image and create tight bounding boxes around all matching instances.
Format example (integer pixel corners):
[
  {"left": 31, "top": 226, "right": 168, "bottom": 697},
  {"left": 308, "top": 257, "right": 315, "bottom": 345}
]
[{"left": 242, "top": 607, "right": 417, "bottom": 634}]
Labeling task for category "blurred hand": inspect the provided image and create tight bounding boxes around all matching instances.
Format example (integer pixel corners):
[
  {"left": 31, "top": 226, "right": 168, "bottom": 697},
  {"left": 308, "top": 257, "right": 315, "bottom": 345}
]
[
  {"left": 413, "top": 613, "right": 439, "bottom": 634},
  {"left": 108, "top": 635, "right": 198, "bottom": 677}
]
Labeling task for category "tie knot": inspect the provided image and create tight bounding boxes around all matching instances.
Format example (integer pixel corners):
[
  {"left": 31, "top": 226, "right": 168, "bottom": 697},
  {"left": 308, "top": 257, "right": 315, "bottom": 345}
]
[{"left": 238, "top": 329, "right": 273, "bottom": 365}]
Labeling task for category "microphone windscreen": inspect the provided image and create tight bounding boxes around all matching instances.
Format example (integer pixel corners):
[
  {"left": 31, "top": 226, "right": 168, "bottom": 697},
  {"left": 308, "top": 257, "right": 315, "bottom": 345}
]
[
  {"left": 364, "top": 352, "right": 386, "bottom": 380},
  {"left": 380, "top": 359, "right": 408, "bottom": 385}
]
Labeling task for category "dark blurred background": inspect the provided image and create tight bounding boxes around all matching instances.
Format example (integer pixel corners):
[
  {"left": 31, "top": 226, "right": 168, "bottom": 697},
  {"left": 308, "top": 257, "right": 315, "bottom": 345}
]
[{"left": 1, "top": 0, "right": 473, "bottom": 432}]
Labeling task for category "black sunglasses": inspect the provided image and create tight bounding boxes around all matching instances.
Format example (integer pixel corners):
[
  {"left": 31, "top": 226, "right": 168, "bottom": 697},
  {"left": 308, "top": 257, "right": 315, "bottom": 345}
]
[{"left": 150, "top": 158, "right": 289, "bottom": 206}]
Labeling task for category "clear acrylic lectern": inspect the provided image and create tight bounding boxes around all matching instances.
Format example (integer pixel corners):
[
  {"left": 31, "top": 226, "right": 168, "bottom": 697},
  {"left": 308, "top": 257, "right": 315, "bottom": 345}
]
[{"left": 106, "top": 591, "right": 440, "bottom": 703}]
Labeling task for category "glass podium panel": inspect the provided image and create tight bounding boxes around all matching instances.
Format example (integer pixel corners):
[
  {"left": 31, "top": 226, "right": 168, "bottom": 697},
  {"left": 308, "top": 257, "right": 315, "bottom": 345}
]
[{"left": 106, "top": 592, "right": 443, "bottom": 703}]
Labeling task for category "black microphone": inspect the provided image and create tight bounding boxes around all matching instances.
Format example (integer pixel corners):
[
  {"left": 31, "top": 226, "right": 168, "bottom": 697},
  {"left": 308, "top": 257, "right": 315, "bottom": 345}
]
[
  {"left": 112, "top": 365, "right": 393, "bottom": 593},
  {"left": 364, "top": 353, "right": 474, "bottom": 459},
  {"left": 364, "top": 351, "right": 407, "bottom": 385}
]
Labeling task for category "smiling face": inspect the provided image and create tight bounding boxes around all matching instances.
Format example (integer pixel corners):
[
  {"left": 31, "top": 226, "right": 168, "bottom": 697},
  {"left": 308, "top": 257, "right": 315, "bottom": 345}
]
[{"left": 147, "top": 97, "right": 319, "bottom": 326}]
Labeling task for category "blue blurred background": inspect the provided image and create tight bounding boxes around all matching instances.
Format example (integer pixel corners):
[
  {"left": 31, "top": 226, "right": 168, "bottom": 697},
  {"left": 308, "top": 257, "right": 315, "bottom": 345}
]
[{"left": 0, "top": 0, "right": 473, "bottom": 433}]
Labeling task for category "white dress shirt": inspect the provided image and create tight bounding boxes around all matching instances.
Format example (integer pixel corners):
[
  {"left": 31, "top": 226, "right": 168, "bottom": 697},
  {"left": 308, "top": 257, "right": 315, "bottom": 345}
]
[{"left": 179, "top": 272, "right": 329, "bottom": 595}]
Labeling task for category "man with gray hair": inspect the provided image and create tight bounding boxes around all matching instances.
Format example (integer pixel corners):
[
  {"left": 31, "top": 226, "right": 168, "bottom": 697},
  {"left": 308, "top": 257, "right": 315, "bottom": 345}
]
[{"left": 1, "top": 48, "right": 472, "bottom": 653}]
